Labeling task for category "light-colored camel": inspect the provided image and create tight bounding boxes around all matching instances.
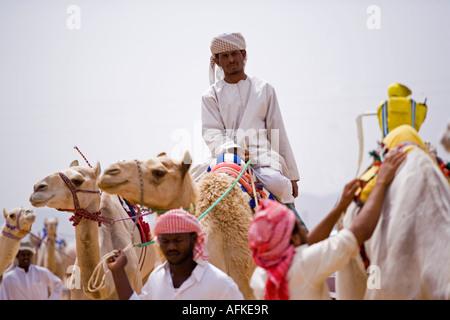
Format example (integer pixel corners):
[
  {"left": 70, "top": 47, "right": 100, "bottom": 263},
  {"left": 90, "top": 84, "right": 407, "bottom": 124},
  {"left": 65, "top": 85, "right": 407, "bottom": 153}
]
[
  {"left": 98, "top": 152, "right": 256, "bottom": 300},
  {"left": 0, "top": 207, "right": 36, "bottom": 276},
  {"left": 36, "top": 217, "right": 66, "bottom": 281},
  {"left": 336, "top": 136, "right": 450, "bottom": 299},
  {"left": 29, "top": 161, "right": 156, "bottom": 300}
]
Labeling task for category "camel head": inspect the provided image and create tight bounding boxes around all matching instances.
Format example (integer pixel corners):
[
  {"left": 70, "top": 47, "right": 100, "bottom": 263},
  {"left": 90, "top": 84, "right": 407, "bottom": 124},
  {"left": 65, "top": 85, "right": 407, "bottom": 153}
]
[
  {"left": 44, "top": 217, "right": 58, "bottom": 238},
  {"left": 29, "top": 160, "right": 102, "bottom": 212},
  {"left": 2, "top": 207, "right": 36, "bottom": 236},
  {"left": 98, "top": 151, "right": 196, "bottom": 210}
]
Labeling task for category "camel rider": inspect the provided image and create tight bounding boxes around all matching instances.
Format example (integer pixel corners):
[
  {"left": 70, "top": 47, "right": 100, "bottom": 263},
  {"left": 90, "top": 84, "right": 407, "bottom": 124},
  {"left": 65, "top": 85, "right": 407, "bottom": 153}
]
[
  {"left": 197, "top": 32, "right": 301, "bottom": 216},
  {"left": 377, "top": 83, "right": 427, "bottom": 138},
  {"left": 0, "top": 240, "right": 63, "bottom": 300},
  {"left": 248, "top": 149, "right": 406, "bottom": 300},
  {"left": 107, "top": 209, "right": 243, "bottom": 300}
]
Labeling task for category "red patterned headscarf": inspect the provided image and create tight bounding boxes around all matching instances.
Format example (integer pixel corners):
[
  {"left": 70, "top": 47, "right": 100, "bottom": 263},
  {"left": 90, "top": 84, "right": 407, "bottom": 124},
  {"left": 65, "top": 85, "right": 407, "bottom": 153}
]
[
  {"left": 154, "top": 209, "right": 208, "bottom": 262},
  {"left": 248, "top": 199, "right": 296, "bottom": 300}
]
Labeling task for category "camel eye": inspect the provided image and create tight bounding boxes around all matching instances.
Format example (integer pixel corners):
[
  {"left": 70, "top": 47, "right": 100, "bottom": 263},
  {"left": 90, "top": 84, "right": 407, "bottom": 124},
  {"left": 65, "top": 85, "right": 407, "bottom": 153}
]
[
  {"left": 71, "top": 178, "right": 84, "bottom": 187},
  {"left": 9, "top": 214, "right": 16, "bottom": 220},
  {"left": 152, "top": 170, "right": 166, "bottom": 179}
]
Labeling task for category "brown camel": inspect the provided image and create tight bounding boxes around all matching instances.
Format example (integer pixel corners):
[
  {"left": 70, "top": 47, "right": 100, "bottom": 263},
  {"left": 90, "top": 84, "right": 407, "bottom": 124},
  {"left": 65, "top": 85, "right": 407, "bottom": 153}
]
[
  {"left": 98, "top": 151, "right": 256, "bottom": 300},
  {"left": 29, "top": 161, "right": 156, "bottom": 300}
]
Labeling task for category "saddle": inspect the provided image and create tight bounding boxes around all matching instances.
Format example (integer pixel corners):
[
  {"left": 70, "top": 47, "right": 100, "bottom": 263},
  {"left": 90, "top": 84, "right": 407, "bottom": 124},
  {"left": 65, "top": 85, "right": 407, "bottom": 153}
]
[
  {"left": 120, "top": 197, "right": 152, "bottom": 244},
  {"left": 207, "top": 154, "right": 275, "bottom": 209}
]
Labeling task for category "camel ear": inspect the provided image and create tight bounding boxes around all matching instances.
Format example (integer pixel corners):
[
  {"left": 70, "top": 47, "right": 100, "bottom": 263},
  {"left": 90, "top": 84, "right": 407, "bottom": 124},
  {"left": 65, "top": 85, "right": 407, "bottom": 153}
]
[
  {"left": 180, "top": 151, "right": 191, "bottom": 176},
  {"left": 93, "top": 162, "right": 101, "bottom": 177},
  {"left": 157, "top": 152, "right": 167, "bottom": 158},
  {"left": 3, "top": 209, "right": 7, "bottom": 219},
  {"left": 70, "top": 160, "right": 79, "bottom": 167}
]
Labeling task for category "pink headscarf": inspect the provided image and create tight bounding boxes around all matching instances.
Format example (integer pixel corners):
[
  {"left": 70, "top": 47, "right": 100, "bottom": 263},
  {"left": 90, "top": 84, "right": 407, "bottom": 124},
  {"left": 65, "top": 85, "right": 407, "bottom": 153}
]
[
  {"left": 248, "top": 199, "right": 297, "bottom": 300},
  {"left": 154, "top": 209, "right": 208, "bottom": 262}
]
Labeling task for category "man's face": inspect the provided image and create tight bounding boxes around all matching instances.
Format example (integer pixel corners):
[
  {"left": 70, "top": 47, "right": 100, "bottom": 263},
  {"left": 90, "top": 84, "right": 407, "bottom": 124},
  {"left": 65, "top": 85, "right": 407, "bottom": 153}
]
[
  {"left": 290, "top": 220, "right": 308, "bottom": 247},
  {"left": 158, "top": 232, "right": 197, "bottom": 265},
  {"left": 214, "top": 50, "right": 246, "bottom": 76},
  {"left": 17, "top": 250, "right": 33, "bottom": 269}
]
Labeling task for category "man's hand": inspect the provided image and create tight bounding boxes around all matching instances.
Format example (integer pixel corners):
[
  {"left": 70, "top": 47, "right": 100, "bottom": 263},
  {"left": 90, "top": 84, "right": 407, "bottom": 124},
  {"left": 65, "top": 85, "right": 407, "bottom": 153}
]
[
  {"left": 377, "top": 149, "right": 407, "bottom": 186},
  {"left": 336, "top": 179, "right": 363, "bottom": 211},
  {"left": 232, "top": 147, "right": 250, "bottom": 163},
  {"left": 106, "top": 250, "right": 133, "bottom": 300},
  {"left": 107, "top": 250, "right": 128, "bottom": 273}
]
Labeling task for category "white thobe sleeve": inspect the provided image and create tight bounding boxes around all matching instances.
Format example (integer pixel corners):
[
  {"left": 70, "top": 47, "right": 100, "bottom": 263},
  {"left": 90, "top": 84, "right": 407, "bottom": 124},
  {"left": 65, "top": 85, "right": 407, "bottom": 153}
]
[
  {"left": 0, "top": 275, "right": 11, "bottom": 299},
  {"left": 44, "top": 268, "right": 63, "bottom": 300},
  {"left": 299, "top": 229, "right": 359, "bottom": 286},
  {"left": 202, "top": 94, "right": 239, "bottom": 158},
  {"left": 265, "top": 86, "right": 300, "bottom": 181}
]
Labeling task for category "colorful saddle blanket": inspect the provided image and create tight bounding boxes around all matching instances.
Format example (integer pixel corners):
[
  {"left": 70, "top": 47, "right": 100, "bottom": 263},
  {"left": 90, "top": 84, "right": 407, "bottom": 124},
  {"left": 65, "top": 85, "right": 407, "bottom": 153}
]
[
  {"left": 207, "top": 154, "right": 275, "bottom": 209},
  {"left": 120, "top": 197, "right": 152, "bottom": 244}
]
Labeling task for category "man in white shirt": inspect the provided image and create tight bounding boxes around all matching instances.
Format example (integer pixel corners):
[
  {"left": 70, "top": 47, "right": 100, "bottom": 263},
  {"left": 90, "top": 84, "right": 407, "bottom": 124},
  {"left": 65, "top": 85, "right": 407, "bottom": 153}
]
[
  {"left": 107, "top": 209, "right": 243, "bottom": 300},
  {"left": 248, "top": 149, "right": 406, "bottom": 300},
  {"left": 0, "top": 241, "right": 63, "bottom": 300},
  {"left": 199, "top": 32, "right": 300, "bottom": 206}
]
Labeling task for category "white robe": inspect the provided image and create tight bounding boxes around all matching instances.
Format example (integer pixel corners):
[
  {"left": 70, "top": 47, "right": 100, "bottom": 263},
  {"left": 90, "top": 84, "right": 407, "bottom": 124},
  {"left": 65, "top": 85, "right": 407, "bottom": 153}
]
[
  {"left": 250, "top": 229, "right": 359, "bottom": 300},
  {"left": 0, "top": 264, "right": 63, "bottom": 300},
  {"left": 201, "top": 75, "right": 300, "bottom": 181},
  {"left": 129, "top": 260, "right": 244, "bottom": 300}
]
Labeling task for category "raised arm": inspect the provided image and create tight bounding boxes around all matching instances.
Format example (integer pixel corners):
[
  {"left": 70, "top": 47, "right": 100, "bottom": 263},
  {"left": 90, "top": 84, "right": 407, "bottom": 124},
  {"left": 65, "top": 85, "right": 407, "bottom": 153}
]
[
  {"left": 349, "top": 149, "right": 406, "bottom": 245},
  {"left": 307, "top": 179, "right": 362, "bottom": 245}
]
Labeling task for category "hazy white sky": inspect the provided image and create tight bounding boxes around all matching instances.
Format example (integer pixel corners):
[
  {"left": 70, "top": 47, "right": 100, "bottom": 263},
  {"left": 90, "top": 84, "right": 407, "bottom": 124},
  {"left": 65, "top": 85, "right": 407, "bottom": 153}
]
[{"left": 1, "top": 0, "right": 449, "bottom": 238}]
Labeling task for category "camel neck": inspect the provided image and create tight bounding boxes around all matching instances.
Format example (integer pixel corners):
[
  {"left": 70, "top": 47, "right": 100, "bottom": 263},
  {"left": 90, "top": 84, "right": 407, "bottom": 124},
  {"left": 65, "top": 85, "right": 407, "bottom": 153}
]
[{"left": 165, "top": 178, "right": 196, "bottom": 211}]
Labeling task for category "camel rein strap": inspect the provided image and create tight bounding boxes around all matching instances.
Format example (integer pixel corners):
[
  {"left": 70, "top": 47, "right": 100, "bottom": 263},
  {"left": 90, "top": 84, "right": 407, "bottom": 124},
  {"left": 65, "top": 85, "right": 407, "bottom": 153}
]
[
  {"left": 57, "top": 172, "right": 106, "bottom": 227},
  {"left": 57, "top": 170, "right": 161, "bottom": 227}
]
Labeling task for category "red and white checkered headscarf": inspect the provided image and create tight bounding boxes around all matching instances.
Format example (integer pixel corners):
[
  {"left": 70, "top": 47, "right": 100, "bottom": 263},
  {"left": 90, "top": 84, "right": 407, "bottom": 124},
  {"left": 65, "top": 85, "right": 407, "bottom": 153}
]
[
  {"left": 248, "top": 199, "right": 297, "bottom": 300},
  {"left": 209, "top": 32, "right": 247, "bottom": 85},
  {"left": 154, "top": 209, "right": 208, "bottom": 262}
]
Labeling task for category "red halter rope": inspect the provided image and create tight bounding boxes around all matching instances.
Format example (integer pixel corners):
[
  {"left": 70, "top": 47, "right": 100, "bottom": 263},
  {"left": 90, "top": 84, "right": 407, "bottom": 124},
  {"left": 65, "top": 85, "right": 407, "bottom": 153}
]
[{"left": 57, "top": 172, "right": 110, "bottom": 227}]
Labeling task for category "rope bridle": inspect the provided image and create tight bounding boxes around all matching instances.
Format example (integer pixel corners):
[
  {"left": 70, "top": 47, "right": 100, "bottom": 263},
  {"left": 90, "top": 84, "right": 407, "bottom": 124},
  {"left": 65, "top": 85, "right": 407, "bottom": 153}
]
[
  {"left": 134, "top": 160, "right": 172, "bottom": 215},
  {"left": 135, "top": 160, "right": 145, "bottom": 209},
  {"left": 57, "top": 172, "right": 107, "bottom": 226}
]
